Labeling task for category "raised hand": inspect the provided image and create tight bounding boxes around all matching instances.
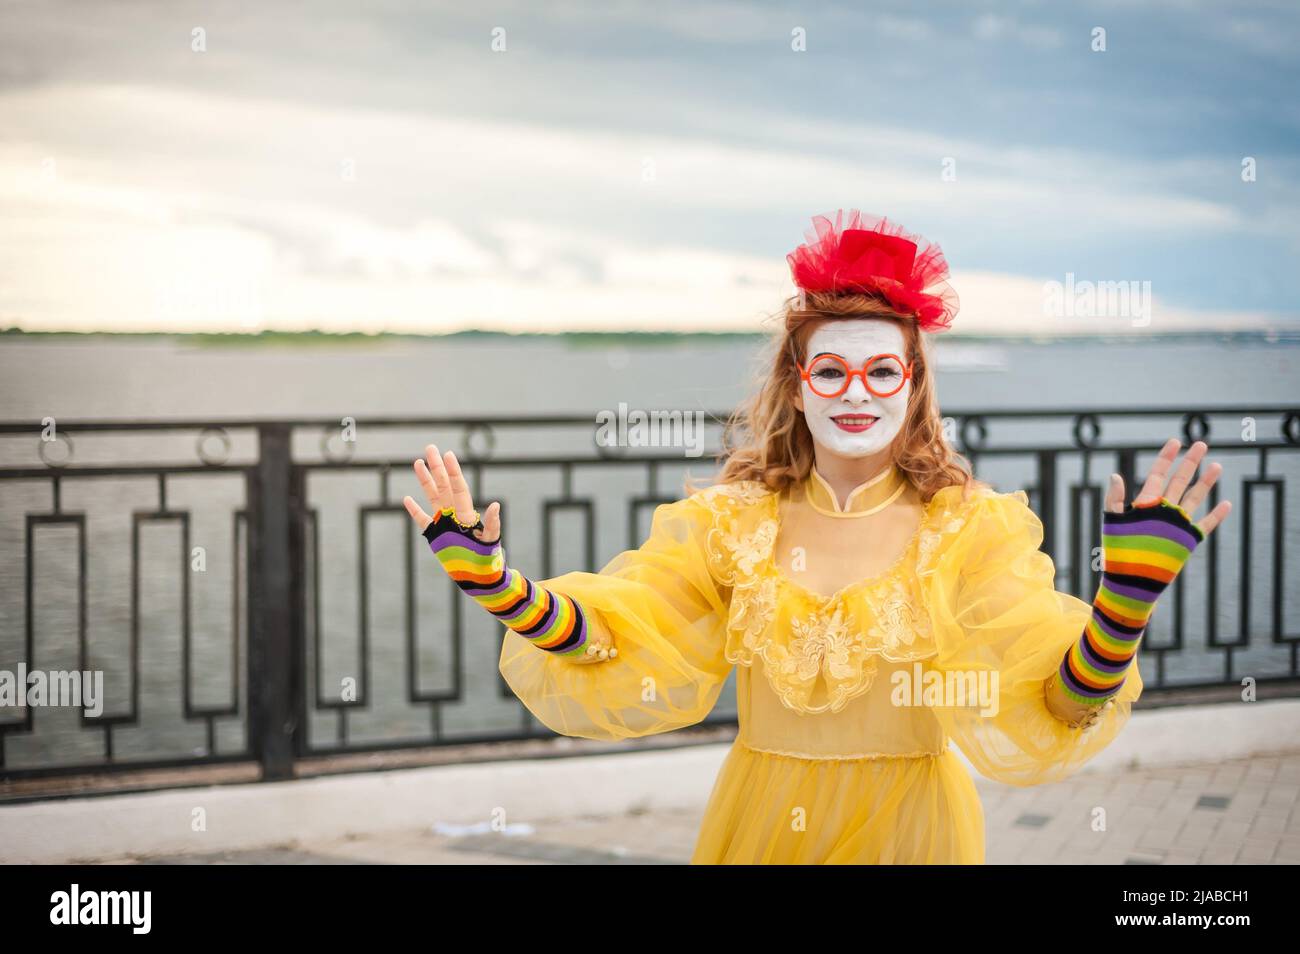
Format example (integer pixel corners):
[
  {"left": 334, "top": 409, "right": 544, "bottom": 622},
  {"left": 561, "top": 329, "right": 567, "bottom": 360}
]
[
  {"left": 1048, "top": 437, "right": 1232, "bottom": 727},
  {"left": 1105, "top": 437, "right": 1232, "bottom": 534},
  {"left": 403, "top": 445, "right": 616, "bottom": 664},
  {"left": 403, "top": 444, "right": 501, "bottom": 544}
]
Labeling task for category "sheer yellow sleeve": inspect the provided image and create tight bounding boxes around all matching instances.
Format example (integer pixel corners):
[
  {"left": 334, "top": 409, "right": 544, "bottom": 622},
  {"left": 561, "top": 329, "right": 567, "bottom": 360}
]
[
  {"left": 497, "top": 492, "right": 734, "bottom": 741},
  {"left": 920, "top": 487, "right": 1141, "bottom": 786}
]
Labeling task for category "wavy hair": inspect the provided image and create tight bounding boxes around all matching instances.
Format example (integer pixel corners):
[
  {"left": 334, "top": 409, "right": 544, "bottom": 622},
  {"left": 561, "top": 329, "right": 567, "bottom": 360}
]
[{"left": 691, "top": 291, "right": 981, "bottom": 504}]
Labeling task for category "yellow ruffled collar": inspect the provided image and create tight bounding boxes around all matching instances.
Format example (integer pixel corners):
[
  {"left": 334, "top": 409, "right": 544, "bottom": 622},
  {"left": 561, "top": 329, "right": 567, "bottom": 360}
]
[
  {"left": 803, "top": 462, "right": 907, "bottom": 518},
  {"left": 698, "top": 477, "right": 997, "bottom": 715}
]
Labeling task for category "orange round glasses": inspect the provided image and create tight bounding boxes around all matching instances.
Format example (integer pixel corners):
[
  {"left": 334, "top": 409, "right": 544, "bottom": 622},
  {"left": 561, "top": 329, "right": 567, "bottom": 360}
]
[{"left": 797, "top": 353, "right": 914, "bottom": 398}]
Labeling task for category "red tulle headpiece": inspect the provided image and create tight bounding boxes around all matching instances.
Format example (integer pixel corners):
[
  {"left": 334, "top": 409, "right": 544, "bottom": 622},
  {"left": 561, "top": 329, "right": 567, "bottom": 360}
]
[{"left": 786, "top": 209, "right": 959, "bottom": 333}]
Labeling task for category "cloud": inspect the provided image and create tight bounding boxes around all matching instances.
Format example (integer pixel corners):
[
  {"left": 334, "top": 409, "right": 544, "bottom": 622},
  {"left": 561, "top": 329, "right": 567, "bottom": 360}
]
[
  {"left": 971, "top": 14, "right": 1064, "bottom": 50},
  {"left": 0, "top": 0, "right": 1294, "bottom": 334},
  {"left": 950, "top": 270, "right": 1284, "bottom": 336}
]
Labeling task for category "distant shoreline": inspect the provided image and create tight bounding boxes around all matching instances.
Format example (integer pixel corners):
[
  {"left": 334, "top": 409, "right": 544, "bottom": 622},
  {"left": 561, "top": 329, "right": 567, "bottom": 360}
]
[{"left": 3, "top": 326, "right": 1299, "bottom": 347}]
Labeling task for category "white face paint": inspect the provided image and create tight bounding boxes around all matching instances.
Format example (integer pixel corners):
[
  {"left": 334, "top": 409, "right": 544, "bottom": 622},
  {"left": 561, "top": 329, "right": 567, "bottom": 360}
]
[{"left": 794, "top": 319, "right": 912, "bottom": 458}]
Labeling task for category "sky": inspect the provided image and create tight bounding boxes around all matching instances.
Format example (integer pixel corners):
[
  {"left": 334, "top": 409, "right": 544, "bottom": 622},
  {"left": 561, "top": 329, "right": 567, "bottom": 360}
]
[{"left": 1, "top": 0, "right": 1298, "bottom": 336}]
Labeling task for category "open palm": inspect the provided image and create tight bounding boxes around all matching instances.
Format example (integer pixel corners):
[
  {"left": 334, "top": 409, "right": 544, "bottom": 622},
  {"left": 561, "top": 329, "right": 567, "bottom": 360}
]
[
  {"left": 403, "top": 443, "right": 616, "bottom": 663},
  {"left": 402, "top": 444, "right": 501, "bottom": 542},
  {"left": 1106, "top": 437, "right": 1231, "bottom": 535}
]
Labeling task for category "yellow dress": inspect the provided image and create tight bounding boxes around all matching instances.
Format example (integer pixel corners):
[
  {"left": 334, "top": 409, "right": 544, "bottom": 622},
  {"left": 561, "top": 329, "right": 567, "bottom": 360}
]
[{"left": 497, "top": 463, "right": 1142, "bottom": 864}]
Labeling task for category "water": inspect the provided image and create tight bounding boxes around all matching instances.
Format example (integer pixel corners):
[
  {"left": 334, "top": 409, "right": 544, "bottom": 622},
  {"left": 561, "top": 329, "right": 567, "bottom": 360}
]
[
  {"left": 1, "top": 332, "right": 1297, "bottom": 420},
  {"left": 1, "top": 333, "right": 1297, "bottom": 771}
]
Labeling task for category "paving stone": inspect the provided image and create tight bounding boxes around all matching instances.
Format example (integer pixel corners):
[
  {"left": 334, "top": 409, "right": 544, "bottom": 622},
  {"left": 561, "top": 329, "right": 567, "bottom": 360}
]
[
  {"left": 1199, "top": 843, "right": 1241, "bottom": 864},
  {"left": 1136, "top": 827, "right": 1183, "bottom": 851},
  {"left": 1208, "top": 820, "right": 1253, "bottom": 844},
  {"left": 1195, "top": 794, "right": 1231, "bottom": 810},
  {"left": 1236, "top": 838, "right": 1279, "bottom": 862},
  {"left": 1249, "top": 813, "right": 1289, "bottom": 835},
  {"left": 1013, "top": 812, "right": 1053, "bottom": 829},
  {"left": 1176, "top": 824, "right": 1217, "bottom": 848},
  {"left": 1263, "top": 787, "right": 1297, "bottom": 809},
  {"left": 1225, "top": 789, "right": 1266, "bottom": 811}
]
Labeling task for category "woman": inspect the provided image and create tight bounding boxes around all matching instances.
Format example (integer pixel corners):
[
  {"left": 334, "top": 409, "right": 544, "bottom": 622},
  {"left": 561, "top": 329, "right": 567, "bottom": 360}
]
[{"left": 403, "top": 209, "right": 1232, "bottom": 864}]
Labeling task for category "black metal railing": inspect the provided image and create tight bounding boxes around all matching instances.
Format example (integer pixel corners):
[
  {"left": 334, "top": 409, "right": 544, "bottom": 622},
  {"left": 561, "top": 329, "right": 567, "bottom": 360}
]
[{"left": 1, "top": 406, "right": 1296, "bottom": 788}]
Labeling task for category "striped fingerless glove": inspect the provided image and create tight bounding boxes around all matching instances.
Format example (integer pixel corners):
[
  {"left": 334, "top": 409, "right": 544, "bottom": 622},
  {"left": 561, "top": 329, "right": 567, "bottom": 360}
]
[
  {"left": 1057, "top": 497, "right": 1205, "bottom": 707},
  {"left": 422, "top": 506, "right": 592, "bottom": 657}
]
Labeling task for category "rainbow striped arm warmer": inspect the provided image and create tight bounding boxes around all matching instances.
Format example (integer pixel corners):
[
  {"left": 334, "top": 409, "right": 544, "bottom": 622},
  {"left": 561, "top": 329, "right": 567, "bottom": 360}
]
[
  {"left": 1057, "top": 497, "right": 1205, "bottom": 707},
  {"left": 422, "top": 506, "right": 592, "bottom": 657}
]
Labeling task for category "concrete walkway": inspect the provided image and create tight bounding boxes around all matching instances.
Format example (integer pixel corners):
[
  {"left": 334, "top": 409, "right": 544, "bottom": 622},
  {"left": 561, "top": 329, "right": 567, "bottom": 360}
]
[{"left": 84, "top": 749, "right": 1300, "bottom": 865}]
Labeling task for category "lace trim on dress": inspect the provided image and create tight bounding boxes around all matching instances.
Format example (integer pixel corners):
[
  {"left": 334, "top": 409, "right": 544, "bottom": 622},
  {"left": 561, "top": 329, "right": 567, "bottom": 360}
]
[
  {"left": 698, "top": 480, "right": 780, "bottom": 587},
  {"left": 696, "top": 478, "right": 997, "bottom": 716}
]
